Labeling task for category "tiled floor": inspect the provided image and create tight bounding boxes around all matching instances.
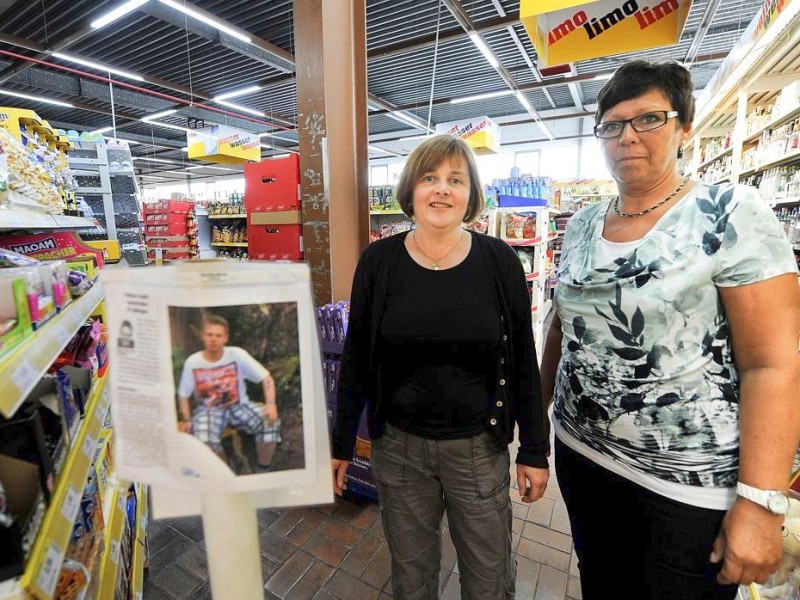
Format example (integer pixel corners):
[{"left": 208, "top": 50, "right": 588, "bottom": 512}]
[{"left": 142, "top": 448, "right": 582, "bottom": 600}]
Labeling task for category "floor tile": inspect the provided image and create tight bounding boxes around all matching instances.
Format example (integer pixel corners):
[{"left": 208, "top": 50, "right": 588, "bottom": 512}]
[
  {"left": 266, "top": 550, "right": 314, "bottom": 596},
  {"left": 303, "top": 532, "right": 350, "bottom": 566},
  {"left": 285, "top": 561, "right": 335, "bottom": 600},
  {"left": 323, "top": 570, "right": 381, "bottom": 600},
  {"left": 149, "top": 563, "right": 205, "bottom": 599},
  {"left": 534, "top": 564, "right": 569, "bottom": 600},
  {"left": 339, "top": 534, "right": 382, "bottom": 577}
]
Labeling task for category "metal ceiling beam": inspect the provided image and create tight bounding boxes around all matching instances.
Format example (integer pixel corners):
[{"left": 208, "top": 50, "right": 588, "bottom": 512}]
[
  {"left": 684, "top": 0, "right": 725, "bottom": 65},
  {"left": 139, "top": 1, "right": 296, "bottom": 74}
]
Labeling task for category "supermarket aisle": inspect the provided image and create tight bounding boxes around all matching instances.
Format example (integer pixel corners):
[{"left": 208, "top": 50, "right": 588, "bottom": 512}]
[{"left": 141, "top": 456, "right": 581, "bottom": 600}]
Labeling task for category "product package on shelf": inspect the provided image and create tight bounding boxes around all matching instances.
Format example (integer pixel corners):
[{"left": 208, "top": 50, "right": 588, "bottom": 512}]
[
  {"left": 143, "top": 199, "right": 196, "bottom": 264},
  {"left": 244, "top": 154, "right": 300, "bottom": 212}
]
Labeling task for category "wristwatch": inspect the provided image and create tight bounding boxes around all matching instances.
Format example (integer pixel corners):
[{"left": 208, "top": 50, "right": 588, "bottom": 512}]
[{"left": 736, "top": 482, "right": 790, "bottom": 515}]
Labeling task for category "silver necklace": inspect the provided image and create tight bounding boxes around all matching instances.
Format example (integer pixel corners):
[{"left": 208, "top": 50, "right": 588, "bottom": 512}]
[
  {"left": 613, "top": 178, "right": 690, "bottom": 218},
  {"left": 411, "top": 230, "right": 463, "bottom": 270}
]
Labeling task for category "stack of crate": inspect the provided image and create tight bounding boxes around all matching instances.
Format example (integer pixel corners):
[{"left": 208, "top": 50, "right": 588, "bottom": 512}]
[{"left": 142, "top": 200, "right": 194, "bottom": 263}]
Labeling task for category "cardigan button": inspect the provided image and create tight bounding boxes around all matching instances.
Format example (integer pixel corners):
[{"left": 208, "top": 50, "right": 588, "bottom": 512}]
[
  {"left": 496, "top": 400, "right": 503, "bottom": 407},
  {"left": 499, "top": 379, "right": 506, "bottom": 386},
  {"left": 489, "top": 418, "right": 497, "bottom": 426}
]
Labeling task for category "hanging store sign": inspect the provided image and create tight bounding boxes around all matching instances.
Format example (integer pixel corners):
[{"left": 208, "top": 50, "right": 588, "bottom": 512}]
[
  {"left": 435, "top": 116, "right": 500, "bottom": 154},
  {"left": 187, "top": 124, "right": 260, "bottom": 164},
  {"left": 521, "top": 0, "right": 692, "bottom": 67}
]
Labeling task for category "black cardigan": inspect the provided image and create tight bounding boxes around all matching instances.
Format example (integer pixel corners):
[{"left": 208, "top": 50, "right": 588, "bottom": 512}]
[{"left": 331, "top": 230, "right": 550, "bottom": 468}]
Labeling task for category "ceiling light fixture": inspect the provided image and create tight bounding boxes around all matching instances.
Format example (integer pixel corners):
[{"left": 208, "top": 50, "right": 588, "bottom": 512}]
[
  {"left": 514, "top": 90, "right": 532, "bottom": 112},
  {"left": 91, "top": 126, "right": 115, "bottom": 134},
  {"left": 450, "top": 90, "right": 514, "bottom": 104},
  {"left": 214, "top": 85, "right": 262, "bottom": 101},
  {"left": 51, "top": 52, "right": 144, "bottom": 81},
  {"left": 132, "top": 156, "right": 180, "bottom": 164},
  {"left": 513, "top": 91, "right": 555, "bottom": 141},
  {"left": 186, "top": 165, "right": 238, "bottom": 172},
  {"left": 141, "top": 108, "right": 177, "bottom": 121},
  {"left": 260, "top": 144, "right": 272, "bottom": 149},
  {"left": 157, "top": 0, "right": 252, "bottom": 43},
  {"left": 368, "top": 145, "right": 401, "bottom": 157},
  {"left": 591, "top": 73, "right": 613, "bottom": 82},
  {"left": 398, "top": 134, "right": 429, "bottom": 142},
  {"left": 393, "top": 111, "right": 427, "bottom": 129},
  {"left": 259, "top": 131, "right": 295, "bottom": 140},
  {"left": 467, "top": 32, "right": 499, "bottom": 70},
  {"left": 104, "top": 136, "right": 142, "bottom": 145},
  {"left": 215, "top": 99, "right": 265, "bottom": 117},
  {"left": 0, "top": 89, "right": 73, "bottom": 107},
  {"left": 90, "top": 0, "right": 149, "bottom": 29}
]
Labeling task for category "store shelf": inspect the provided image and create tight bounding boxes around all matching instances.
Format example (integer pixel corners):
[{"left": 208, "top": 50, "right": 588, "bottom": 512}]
[
  {"left": 208, "top": 213, "right": 247, "bottom": 219},
  {"left": 96, "top": 485, "right": 126, "bottom": 600},
  {"left": 739, "top": 148, "right": 800, "bottom": 179},
  {"left": 19, "top": 374, "right": 110, "bottom": 599},
  {"left": 130, "top": 484, "right": 148, "bottom": 600},
  {"left": 743, "top": 105, "right": 800, "bottom": 145},
  {"left": 0, "top": 283, "right": 104, "bottom": 418},
  {"left": 210, "top": 242, "right": 248, "bottom": 247},
  {"left": 697, "top": 146, "right": 733, "bottom": 172},
  {"left": 369, "top": 209, "right": 406, "bottom": 215},
  {"left": 504, "top": 236, "right": 543, "bottom": 246},
  {"left": 0, "top": 210, "right": 96, "bottom": 231}
]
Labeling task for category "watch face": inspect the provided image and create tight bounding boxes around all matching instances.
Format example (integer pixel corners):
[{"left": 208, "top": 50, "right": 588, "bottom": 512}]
[{"left": 767, "top": 493, "right": 790, "bottom": 515}]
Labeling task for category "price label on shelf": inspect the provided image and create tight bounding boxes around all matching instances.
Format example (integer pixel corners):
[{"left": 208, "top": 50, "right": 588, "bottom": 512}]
[
  {"left": 54, "top": 325, "right": 72, "bottom": 348},
  {"left": 36, "top": 542, "right": 62, "bottom": 597},
  {"left": 11, "top": 360, "right": 38, "bottom": 393},
  {"left": 62, "top": 484, "right": 81, "bottom": 522},
  {"left": 110, "top": 539, "right": 120, "bottom": 565},
  {"left": 83, "top": 433, "right": 97, "bottom": 461}
]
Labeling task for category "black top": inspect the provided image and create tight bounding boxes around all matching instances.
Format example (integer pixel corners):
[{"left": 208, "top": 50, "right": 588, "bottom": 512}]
[
  {"left": 332, "top": 230, "right": 550, "bottom": 468},
  {"left": 380, "top": 242, "right": 500, "bottom": 438}
]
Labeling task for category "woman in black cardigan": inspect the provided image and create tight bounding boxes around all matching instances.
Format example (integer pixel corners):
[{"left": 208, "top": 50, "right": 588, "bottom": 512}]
[{"left": 331, "top": 135, "right": 550, "bottom": 600}]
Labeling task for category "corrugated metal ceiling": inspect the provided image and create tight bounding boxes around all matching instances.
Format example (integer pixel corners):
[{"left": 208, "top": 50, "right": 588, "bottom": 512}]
[{"left": 0, "top": 0, "right": 772, "bottom": 180}]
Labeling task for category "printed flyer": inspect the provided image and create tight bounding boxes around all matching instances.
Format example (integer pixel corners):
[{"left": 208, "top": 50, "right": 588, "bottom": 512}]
[{"left": 102, "top": 260, "right": 332, "bottom": 516}]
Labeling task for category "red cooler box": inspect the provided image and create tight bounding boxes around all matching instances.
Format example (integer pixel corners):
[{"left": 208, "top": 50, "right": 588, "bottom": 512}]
[
  {"left": 244, "top": 155, "right": 301, "bottom": 212},
  {"left": 248, "top": 210, "right": 303, "bottom": 261}
]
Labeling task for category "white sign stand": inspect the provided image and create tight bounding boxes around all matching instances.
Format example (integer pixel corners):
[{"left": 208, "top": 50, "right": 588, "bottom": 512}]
[{"left": 201, "top": 493, "right": 263, "bottom": 599}]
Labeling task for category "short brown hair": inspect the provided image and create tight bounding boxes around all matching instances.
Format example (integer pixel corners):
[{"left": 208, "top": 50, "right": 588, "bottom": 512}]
[
  {"left": 395, "top": 135, "right": 485, "bottom": 222},
  {"left": 596, "top": 60, "right": 695, "bottom": 127},
  {"left": 202, "top": 314, "right": 229, "bottom": 333}
]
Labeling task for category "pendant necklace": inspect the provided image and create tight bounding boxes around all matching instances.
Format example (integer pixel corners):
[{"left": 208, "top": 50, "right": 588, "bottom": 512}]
[
  {"left": 411, "top": 230, "right": 464, "bottom": 270},
  {"left": 613, "top": 178, "right": 690, "bottom": 218}
]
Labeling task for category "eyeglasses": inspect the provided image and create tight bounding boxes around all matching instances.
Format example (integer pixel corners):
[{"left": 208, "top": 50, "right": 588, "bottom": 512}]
[{"left": 593, "top": 110, "right": 679, "bottom": 139}]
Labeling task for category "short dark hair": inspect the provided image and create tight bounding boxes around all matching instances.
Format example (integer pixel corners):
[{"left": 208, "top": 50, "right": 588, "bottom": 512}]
[
  {"left": 395, "top": 135, "right": 485, "bottom": 222},
  {"left": 596, "top": 60, "right": 695, "bottom": 127},
  {"left": 202, "top": 314, "right": 229, "bottom": 333}
]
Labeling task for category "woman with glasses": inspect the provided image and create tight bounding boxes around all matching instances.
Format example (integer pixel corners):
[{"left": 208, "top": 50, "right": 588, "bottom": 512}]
[{"left": 541, "top": 59, "right": 800, "bottom": 599}]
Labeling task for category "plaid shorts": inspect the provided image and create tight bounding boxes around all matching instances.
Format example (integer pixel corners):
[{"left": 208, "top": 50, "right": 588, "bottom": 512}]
[{"left": 192, "top": 403, "right": 282, "bottom": 453}]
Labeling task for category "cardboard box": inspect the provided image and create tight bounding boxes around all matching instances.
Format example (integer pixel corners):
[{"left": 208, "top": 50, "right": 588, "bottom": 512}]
[
  {"left": 0, "top": 454, "right": 47, "bottom": 580},
  {"left": 248, "top": 223, "right": 303, "bottom": 261},
  {"left": 244, "top": 155, "right": 301, "bottom": 212},
  {"left": 144, "top": 222, "right": 189, "bottom": 236},
  {"left": 84, "top": 240, "right": 121, "bottom": 263}
]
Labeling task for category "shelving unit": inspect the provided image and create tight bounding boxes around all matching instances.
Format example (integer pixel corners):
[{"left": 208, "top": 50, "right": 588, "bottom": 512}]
[
  {"left": 0, "top": 213, "right": 96, "bottom": 231},
  {"left": 0, "top": 375, "right": 110, "bottom": 599},
  {"left": 0, "top": 284, "right": 104, "bottom": 418},
  {"left": 690, "top": 2, "right": 800, "bottom": 201},
  {"left": 68, "top": 141, "right": 147, "bottom": 265}
]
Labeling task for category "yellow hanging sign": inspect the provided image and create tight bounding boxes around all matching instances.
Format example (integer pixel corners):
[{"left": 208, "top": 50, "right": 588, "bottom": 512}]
[
  {"left": 187, "top": 123, "right": 261, "bottom": 164},
  {"left": 521, "top": 0, "right": 692, "bottom": 67},
  {"left": 435, "top": 116, "right": 500, "bottom": 155}
]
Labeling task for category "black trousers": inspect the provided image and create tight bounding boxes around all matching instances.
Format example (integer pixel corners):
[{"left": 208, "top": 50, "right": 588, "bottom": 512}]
[{"left": 555, "top": 436, "right": 739, "bottom": 600}]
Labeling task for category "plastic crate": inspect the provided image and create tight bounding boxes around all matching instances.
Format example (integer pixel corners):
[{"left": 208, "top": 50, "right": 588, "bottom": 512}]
[
  {"left": 112, "top": 194, "right": 139, "bottom": 214},
  {"left": 80, "top": 194, "right": 106, "bottom": 215},
  {"left": 75, "top": 174, "right": 102, "bottom": 189},
  {"left": 145, "top": 222, "right": 188, "bottom": 236},
  {"left": 110, "top": 175, "right": 137, "bottom": 194},
  {"left": 117, "top": 230, "right": 145, "bottom": 245},
  {"left": 114, "top": 213, "right": 140, "bottom": 229}
]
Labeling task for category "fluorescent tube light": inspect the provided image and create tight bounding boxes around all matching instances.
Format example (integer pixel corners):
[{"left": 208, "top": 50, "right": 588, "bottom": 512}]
[
  {"left": 214, "top": 85, "right": 261, "bottom": 101},
  {"left": 591, "top": 73, "right": 613, "bottom": 81},
  {"left": 260, "top": 144, "right": 272, "bottom": 149},
  {"left": 165, "top": 170, "right": 190, "bottom": 175},
  {"left": 158, "top": 0, "right": 252, "bottom": 43},
  {"left": 141, "top": 109, "right": 177, "bottom": 121},
  {"left": 536, "top": 119, "right": 555, "bottom": 141},
  {"left": 514, "top": 90, "right": 532, "bottom": 112},
  {"left": 450, "top": 90, "right": 514, "bottom": 104},
  {"left": 140, "top": 120, "right": 190, "bottom": 133},
  {"left": 91, "top": 126, "right": 115, "bottom": 134},
  {"left": 399, "top": 134, "right": 429, "bottom": 142},
  {"left": 468, "top": 32, "right": 499, "bottom": 70},
  {"left": 132, "top": 156, "right": 180, "bottom": 164},
  {"left": 368, "top": 145, "right": 401, "bottom": 157},
  {"left": 52, "top": 52, "right": 144, "bottom": 81},
  {"left": 186, "top": 165, "right": 238, "bottom": 172},
  {"left": 393, "top": 111, "right": 426, "bottom": 129},
  {"left": 0, "top": 89, "right": 73, "bottom": 107},
  {"left": 215, "top": 99, "right": 265, "bottom": 117},
  {"left": 259, "top": 131, "right": 294, "bottom": 139},
  {"left": 104, "top": 136, "right": 141, "bottom": 145},
  {"left": 91, "top": 0, "right": 149, "bottom": 29}
]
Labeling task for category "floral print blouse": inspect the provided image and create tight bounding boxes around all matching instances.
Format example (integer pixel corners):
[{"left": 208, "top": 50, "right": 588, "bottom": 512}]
[{"left": 553, "top": 182, "right": 797, "bottom": 501}]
